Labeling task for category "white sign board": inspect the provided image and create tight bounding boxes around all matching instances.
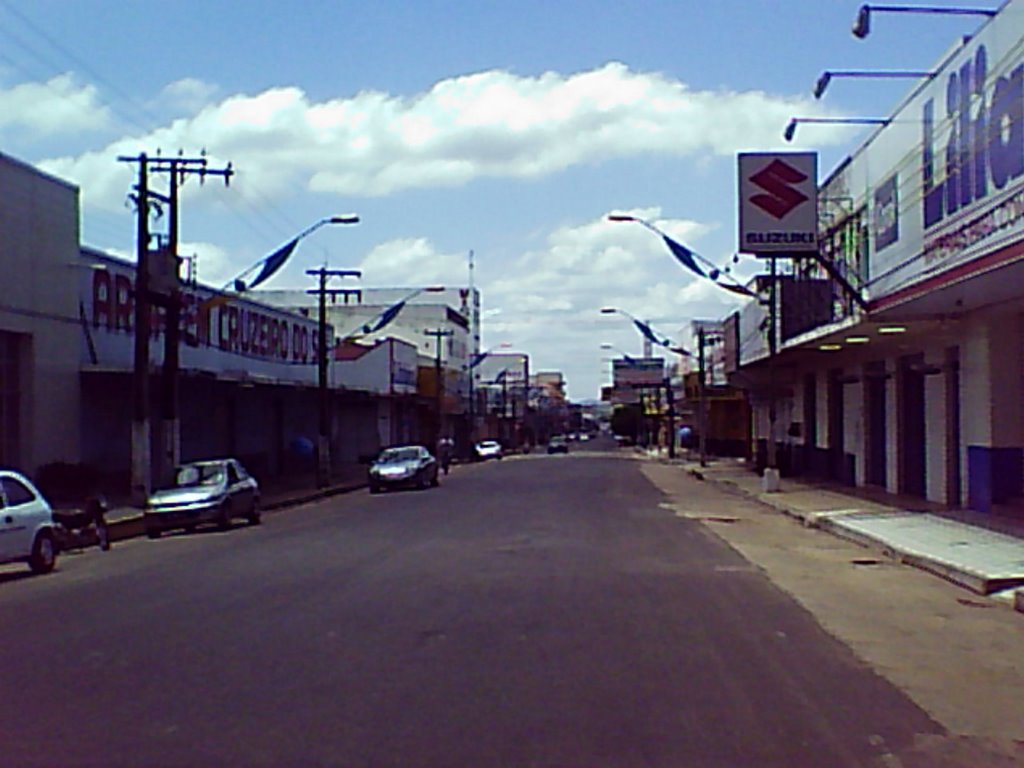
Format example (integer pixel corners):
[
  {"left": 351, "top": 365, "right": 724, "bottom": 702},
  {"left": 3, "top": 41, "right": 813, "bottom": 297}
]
[
  {"left": 738, "top": 152, "right": 818, "bottom": 254},
  {"left": 81, "top": 253, "right": 326, "bottom": 386}
]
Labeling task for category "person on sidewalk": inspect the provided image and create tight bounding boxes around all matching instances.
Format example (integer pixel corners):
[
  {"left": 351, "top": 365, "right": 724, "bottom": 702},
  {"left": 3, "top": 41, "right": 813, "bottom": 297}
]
[{"left": 437, "top": 437, "right": 453, "bottom": 475}]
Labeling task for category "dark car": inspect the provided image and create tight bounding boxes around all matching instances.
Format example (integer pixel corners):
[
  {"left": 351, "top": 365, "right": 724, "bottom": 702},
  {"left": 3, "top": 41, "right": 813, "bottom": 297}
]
[
  {"left": 144, "top": 459, "right": 260, "bottom": 538},
  {"left": 368, "top": 445, "right": 439, "bottom": 493},
  {"left": 547, "top": 435, "right": 569, "bottom": 454}
]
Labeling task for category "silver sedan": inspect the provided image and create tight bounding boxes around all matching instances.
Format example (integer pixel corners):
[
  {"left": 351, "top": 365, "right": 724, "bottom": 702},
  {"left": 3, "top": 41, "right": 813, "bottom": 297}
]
[{"left": 145, "top": 459, "right": 260, "bottom": 538}]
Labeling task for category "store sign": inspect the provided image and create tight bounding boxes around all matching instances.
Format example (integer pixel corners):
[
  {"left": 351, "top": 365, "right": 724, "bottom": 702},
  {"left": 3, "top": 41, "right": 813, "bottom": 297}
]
[
  {"left": 738, "top": 152, "right": 818, "bottom": 254},
  {"left": 874, "top": 173, "right": 900, "bottom": 251},
  {"left": 833, "top": 0, "right": 1024, "bottom": 302},
  {"left": 612, "top": 358, "right": 665, "bottom": 388},
  {"left": 922, "top": 44, "right": 1023, "bottom": 231},
  {"left": 82, "top": 255, "right": 325, "bottom": 384}
]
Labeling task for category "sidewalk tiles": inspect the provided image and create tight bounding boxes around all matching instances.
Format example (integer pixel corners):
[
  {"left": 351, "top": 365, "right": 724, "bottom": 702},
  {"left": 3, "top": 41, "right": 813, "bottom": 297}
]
[{"left": 677, "top": 459, "right": 1024, "bottom": 602}]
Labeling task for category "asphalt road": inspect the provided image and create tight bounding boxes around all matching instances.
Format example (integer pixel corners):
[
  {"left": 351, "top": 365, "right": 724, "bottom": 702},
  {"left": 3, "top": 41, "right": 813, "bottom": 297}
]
[{"left": 0, "top": 442, "right": 942, "bottom": 767}]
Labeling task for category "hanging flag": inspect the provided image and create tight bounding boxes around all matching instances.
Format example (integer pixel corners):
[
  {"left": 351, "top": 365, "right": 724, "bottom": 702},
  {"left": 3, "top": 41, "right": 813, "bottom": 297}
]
[
  {"left": 469, "top": 352, "right": 488, "bottom": 369},
  {"left": 632, "top": 318, "right": 666, "bottom": 347},
  {"left": 663, "top": 235, "right": 706, "bottom": 279},
  {"left": 248, "top": 237, "right": 300, "bottom": 289},
  {"left": 363, "top": 300, "right": 407, "bottom": 335},
  {"left": 715, "top": 282, "right": 759, "bottom": 299}
]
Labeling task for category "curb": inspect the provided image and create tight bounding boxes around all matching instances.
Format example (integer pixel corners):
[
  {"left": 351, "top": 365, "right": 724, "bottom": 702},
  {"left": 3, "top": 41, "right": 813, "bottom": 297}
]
[
  {"left": 690, "top": 467, "right": 1024, "bottom": 608},
  {"left": 104, "top": 479, "right": 367, "bottom": 543}
]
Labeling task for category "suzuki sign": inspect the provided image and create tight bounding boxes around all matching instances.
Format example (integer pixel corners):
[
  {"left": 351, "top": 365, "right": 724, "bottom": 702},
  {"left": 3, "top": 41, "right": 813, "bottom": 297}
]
[{"left": 738, "top": 152, "right": 818, "bottom": 255}]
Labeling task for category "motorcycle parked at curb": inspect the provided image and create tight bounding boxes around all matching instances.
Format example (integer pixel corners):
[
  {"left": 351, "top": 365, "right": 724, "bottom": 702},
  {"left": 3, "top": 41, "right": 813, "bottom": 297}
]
[{"left": 52, "top": 496, "right": 111, "bottom": 552}]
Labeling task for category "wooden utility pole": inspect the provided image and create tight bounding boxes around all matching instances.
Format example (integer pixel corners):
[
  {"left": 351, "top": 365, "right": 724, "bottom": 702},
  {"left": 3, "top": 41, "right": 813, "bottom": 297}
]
[
  {"left": 424, "top": 328, "right": 454, "bottom": 448},
  {"left": 307, "top": 268, "right": 361, "bottom": 488},
  {"left": 123, "top": 154, "right": 151, "bottom": 506},
  {"left": 120, "top": 153, "right": 233, "bottom": 499}
]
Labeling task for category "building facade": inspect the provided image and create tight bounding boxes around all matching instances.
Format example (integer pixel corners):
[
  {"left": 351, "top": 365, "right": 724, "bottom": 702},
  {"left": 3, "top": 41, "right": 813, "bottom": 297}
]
[
  {"left": 0, "top": 154, "right": 82, "bottom": 474},
  {"left": 1, "top": 151, "right": 475, "bottom": 494},
  {"left": 734, "top": 0, "right": 1024, "bottom": 514}
]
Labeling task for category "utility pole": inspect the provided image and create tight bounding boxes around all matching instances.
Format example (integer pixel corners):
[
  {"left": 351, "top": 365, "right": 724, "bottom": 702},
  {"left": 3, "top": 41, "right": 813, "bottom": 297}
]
[
  {"left": 425, "top": 328, "right": 454, "bottom": 449},
  {"left": 120, "top": 153, "right": 233, "bottom": 499},
  {"left": 123, "top": 154, "right": 151, "bottom": 506},
  {"left": 154, "top": 156, "right": 232, "bottom": 487},
  {"left": 698, "top": 326, "right": 707, "bottom": 467},
  {"left": 763, "top": 256, "right": 781, "bottom": 492},
  {"left": 665, "top": 376, "right": 676, "bottom": 459},
  {"left": 307, "top": 268, "right": 361, "bottom": 488},
  {"left": 467, "top": 363, "right": 475, "bottom": 450}
]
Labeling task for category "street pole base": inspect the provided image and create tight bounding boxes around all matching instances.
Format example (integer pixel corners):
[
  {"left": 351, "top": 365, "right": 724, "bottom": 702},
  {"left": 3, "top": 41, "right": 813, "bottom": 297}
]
[{"left": 761, "top": 467, "right": 781, "bottom": 493}]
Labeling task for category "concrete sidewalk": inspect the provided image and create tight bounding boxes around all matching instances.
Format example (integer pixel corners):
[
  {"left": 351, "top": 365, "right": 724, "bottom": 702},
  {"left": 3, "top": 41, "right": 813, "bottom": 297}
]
[{"left": 667, "top": 453, "right": 1024, "bottom": 611}]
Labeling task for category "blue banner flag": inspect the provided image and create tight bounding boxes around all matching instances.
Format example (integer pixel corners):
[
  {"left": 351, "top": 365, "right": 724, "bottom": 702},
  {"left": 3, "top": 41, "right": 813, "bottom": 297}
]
[
  {"left": 663, "top": 235, "right": 706, "bottom": 279},
  {"left": 632, "top": 319, "right": 665, "bottom": 347},
  {"left": 363, "top": 300, "right": 407, "bottom": 334},
  {"left": 249, "top": 237, "right": 300, "bottom": 289}
]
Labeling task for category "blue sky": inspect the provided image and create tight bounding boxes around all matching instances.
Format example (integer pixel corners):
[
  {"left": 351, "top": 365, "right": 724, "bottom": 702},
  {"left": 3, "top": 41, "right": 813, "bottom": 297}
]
[{"left": 0, "top": 0, "right": 997, "bottom": 399}]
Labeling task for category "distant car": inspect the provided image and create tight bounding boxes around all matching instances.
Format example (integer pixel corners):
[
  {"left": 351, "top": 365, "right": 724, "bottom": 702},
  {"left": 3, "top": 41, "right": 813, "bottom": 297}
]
[
  {"left": 0, "top": 469, "right": 58, "bottom": 574},
  {"left": 369, "top": 445, "right": 439, "bottom": 493},
  {"left": 547, "top": 435, "right": 569, "bottom": 454},
  {"left": 145, "top": 458, "right": 260, "bottom": 538},
  {"left": 474, "top": 440, "right": 503, "bottom": 461}
]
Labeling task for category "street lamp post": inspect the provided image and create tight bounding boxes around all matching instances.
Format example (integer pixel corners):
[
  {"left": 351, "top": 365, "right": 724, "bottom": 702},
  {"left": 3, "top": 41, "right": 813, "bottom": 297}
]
[
  {"left": 783, "top": 117, "right": 889, "bottom": 142},
  {"left": 425, "top": 328, "right": 454, "bottom": 450},
  {"left": 227, "top": 215, "right": 361, "bottom": 293},
  {"left": 695, "top": 326, "right": 724, "bottom": 468},
  {"left": 852, "top": 4, "right": 996, "bottom": 39},
  {"left": 813, "top": 69, "right": 935, "bottom": 99}
]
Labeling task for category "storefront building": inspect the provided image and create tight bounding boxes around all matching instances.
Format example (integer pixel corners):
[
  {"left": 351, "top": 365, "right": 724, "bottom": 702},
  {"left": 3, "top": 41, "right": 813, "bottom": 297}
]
[
  {"left": 0, "top": 154, "right": 82, "bottom": 475},
  {"left": 735, "top": 0, "right": 1024, "bottom": 513},
  {"left": 1, "top": 151, "right": 443, "bottom": 492}
]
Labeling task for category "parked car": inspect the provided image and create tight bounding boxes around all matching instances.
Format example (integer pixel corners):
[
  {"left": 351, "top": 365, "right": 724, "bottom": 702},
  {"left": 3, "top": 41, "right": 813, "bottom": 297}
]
[
  {"left": 145, "top": 459, "right": 260, "bottom": 538},
  {"left": 547, "top": 435, "right": 569, "bottom": 454},
  {"left": 0, "top": 469, "right": 59, "bottom": 574},
  {"left": 474, "top": 440, "right": 503, "bottom": 461},
  {"left": 368, "top": 445, "right": 439, "bottom": 493}
]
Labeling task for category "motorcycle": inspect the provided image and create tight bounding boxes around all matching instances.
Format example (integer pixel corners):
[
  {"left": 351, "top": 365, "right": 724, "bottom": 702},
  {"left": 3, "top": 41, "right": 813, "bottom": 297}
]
[{"left": 52, "top": 496, "right": 111, "bottom": 552}]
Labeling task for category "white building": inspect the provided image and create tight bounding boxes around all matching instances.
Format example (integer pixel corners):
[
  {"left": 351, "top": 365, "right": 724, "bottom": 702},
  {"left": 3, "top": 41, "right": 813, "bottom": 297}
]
[
  {"left": 0, "top": 153, "right": 82, "bottom": 473},
  {"left": 0, "top": 151, "right": 444, "bottom": 495},
  {"left": 734, "top": 0, "right": 1024, "bottom": 514}
]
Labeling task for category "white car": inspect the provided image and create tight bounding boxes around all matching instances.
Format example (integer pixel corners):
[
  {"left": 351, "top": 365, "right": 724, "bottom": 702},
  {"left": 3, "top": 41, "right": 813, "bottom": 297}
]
[
  {"left": 0, "top": 469, "right": 58, "bottom": 574},
  {"left": 474, "top": 440, "right": 503, "bottom": 461}
]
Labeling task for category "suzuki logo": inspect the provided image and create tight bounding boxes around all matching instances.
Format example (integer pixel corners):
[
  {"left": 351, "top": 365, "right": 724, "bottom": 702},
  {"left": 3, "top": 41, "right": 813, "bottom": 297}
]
[{"left": 749, "top": 160, "right": 809, "bottom": 219}]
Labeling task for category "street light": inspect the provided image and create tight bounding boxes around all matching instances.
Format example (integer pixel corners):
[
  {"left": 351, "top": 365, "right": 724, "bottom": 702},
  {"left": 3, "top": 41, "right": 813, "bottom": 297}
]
[
  {"left": 813, "top": 69, "right": 935, "bottom": 99},
  {"left": 600, "top": 342, "right": 638, "bottom": 364},
  {"left": 852, "top": 4, "right": 995, "bottom": 39},
  {"left": 344, "top": 286, "right": 446, "bottom": 340},
  {"left": 227, "top": 214, "right": 360, "bottom": 293},
  {"left": 783, "top": 116, "right": 890, "bottom": 142},
  {"left": 600, "top": 307, "right": 692, "bottom": 357}
]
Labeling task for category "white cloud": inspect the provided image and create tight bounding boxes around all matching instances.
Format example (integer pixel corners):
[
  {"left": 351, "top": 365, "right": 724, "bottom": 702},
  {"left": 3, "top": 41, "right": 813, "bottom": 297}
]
[
  {"left": 473, "top": 209, "right": 751, "bottom": 398},
  {"left": 160, "top": 78, "right": 219, "bottom": 112},
  {"left": 38, "top": 62, "right": 846, "bottom": 211},
  {"left": 179, "top": 241, "right": 235, "bottom": 287},
  {"left": 358, "top": 238, "right": 470, "bottom": 286},
  {"left": 0, "top": 73, "right": 111, "bottom": 135}
]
